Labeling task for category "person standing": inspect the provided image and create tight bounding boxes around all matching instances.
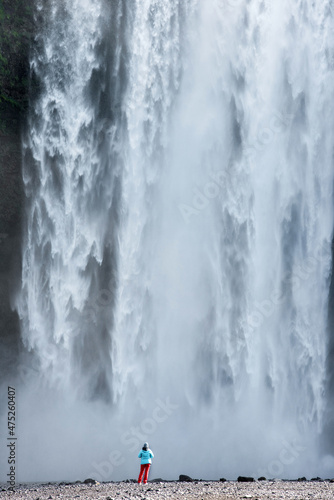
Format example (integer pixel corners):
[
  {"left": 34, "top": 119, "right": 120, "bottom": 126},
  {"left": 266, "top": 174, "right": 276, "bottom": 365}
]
[{"left": 138, "top": 442, "right": 154, "bottom": 484}]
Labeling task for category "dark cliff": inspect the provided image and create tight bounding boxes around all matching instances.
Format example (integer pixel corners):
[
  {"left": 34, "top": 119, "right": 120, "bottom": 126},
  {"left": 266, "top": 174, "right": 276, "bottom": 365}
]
[{"left": 0, "top": 0, "right": 34, "bottom": 377}]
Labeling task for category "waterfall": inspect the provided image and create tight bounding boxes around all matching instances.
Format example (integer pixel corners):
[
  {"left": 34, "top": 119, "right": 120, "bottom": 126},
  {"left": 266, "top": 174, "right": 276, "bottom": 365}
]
[{"left": 8, "top": 0, "right": 334, "bottom": 482}]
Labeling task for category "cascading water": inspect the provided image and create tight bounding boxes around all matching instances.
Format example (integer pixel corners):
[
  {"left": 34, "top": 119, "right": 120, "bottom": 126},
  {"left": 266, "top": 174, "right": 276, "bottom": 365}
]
[{"left": 2, "top": 0, "right": 334, "bottom": 482}]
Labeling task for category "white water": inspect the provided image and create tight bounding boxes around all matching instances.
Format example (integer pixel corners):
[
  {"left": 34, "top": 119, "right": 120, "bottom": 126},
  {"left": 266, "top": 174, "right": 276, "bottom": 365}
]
[{"left": 6, "top": 0, "right": 334, "bottom": 482}]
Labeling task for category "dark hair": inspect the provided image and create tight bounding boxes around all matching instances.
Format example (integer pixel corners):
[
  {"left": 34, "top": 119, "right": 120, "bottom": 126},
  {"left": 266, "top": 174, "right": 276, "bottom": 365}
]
[{"left": 142, "top": 443, "right": 148, "bottom": 451}]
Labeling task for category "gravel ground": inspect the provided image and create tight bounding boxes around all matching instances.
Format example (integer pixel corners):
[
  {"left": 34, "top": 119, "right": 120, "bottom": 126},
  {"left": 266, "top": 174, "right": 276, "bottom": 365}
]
[{"left": 1, "top": 480, "right": 334, "bottom": 500}]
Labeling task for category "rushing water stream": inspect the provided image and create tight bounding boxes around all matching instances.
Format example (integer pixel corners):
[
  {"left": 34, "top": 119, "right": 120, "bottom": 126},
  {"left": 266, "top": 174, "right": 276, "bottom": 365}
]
[{"left": 5, "top": 0, "right": 334, "bottom": 482}]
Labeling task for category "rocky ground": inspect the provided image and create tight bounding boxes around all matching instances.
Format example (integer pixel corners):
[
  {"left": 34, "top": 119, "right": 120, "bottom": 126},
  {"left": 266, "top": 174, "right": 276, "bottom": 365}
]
[{"left": 1, "top": 480, "right": 334, "bottom": 500}]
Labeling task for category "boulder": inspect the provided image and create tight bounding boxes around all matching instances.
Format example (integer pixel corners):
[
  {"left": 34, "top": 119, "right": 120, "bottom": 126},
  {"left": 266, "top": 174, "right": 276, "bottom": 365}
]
[
  {"left": 219, "top": 478, "right": 226, "bottom": 482},
  {"left": 179, "top": 475, "right": 193, "bottom": 482},
  {"left": 258, "top": 477, "right": 266, "bottom": 481},
  {"left": 237, "top": 476, "right": 254, "bottom": 482},
  {"left": 83, "top": 478, "right": 98, "bottom": 485}
]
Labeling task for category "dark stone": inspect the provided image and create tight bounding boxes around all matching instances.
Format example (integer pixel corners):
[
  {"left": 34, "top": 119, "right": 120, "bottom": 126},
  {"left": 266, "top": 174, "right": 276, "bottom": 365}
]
[
  {"left": 219, "top": 478, "right": 226, "bottom": 482},
  {"left": 0, "top": 1, "right": 35, "bottom": 116},
  {"left": 258, "top": 477, "right": 266, "bottom": 481},
  {"left": 83, "top": 478, "right": 98, "bottom": 485},
  {"left": 150, "top": 478, "right": 165, "bottom": 483},
  {"left": 237, "top": 476, "right": 254, "bottom": 482},
  {"left": 179, "top": 475, "right": 193, "bottom": 482},
  {"left": 311, "top": 477, "right": 322, "bottom": 481},
  {"left": 297, "top": 477, "right": 307, "bottom": 482}
]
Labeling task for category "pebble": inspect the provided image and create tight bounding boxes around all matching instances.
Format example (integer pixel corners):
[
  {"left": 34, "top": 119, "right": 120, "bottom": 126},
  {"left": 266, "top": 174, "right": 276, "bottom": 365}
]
[{"left": 0, "top": 480, "right": 334, "bottom": 500}]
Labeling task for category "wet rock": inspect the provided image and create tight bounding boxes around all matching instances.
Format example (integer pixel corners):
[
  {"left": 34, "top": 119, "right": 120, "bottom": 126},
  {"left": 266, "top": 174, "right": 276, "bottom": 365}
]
[
  {"left": 219, "top": 478, "right": 226, "bottom": 482},
  {"left": 237, "top": 476, "right": 255, "bottom": 482},
  {"left": 83, "top": 478, "right": 98, "bottom": 485},
  {"left": 298, "top": 477, "right": 307, "bottom": 482},
  {"left": 258, "top": 477, "right": 266, "bottom": 481},
  {"left": 179, "top": 475, "right": 193, "bottom": 482},
  {"left": 0, "top": 0, "right": 33, "bottom": 395}
]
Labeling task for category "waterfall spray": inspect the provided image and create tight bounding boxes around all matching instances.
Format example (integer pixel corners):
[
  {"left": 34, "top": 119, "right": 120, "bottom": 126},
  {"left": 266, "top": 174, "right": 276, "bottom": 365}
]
[{"left": 5, "top": 0, "right": 334, "bottom": 482}]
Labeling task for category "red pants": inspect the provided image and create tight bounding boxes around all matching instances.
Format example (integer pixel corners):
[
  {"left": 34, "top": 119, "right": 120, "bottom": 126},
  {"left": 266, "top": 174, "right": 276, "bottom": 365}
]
[{"left": 138, "top": 463, "right": 151, "bottom": 484}]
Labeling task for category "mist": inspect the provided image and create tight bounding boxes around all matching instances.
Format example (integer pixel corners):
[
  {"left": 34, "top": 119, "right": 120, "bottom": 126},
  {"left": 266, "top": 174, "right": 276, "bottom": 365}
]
[{"left": 1, "top": 0, "right": 334, "bottom": 483}]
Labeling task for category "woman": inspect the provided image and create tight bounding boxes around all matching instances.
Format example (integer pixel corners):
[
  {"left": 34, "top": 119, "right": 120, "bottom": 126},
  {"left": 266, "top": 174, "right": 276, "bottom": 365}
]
[{"left": 138, "top": 442, "right": 154, "bottom": 484}]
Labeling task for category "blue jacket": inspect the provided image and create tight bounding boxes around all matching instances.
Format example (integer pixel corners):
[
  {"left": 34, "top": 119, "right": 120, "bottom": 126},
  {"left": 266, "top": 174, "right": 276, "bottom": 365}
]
[{"left": 138, "top": 448, "right": 154, "bottom": 464}]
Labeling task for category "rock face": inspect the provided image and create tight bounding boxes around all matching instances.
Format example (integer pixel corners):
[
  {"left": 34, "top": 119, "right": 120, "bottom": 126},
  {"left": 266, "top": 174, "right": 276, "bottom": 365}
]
[{"left": 0, "top": 0, "right": 35, "bottom": 378}]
